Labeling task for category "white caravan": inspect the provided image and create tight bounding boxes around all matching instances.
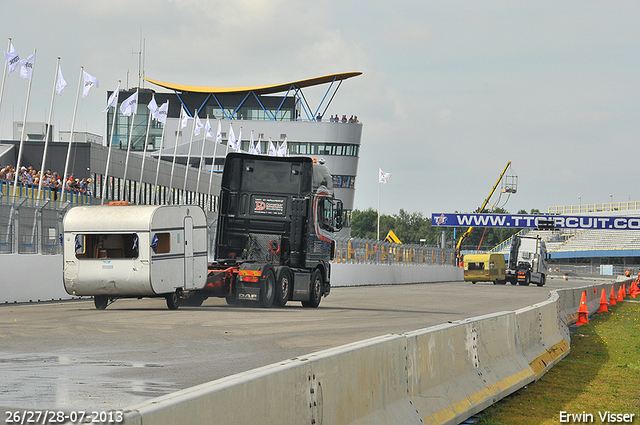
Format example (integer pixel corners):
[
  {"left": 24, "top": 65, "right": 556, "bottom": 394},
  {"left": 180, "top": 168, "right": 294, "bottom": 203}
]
[{"left": 63, "top": 204, "right": 208, "bottom": 309}]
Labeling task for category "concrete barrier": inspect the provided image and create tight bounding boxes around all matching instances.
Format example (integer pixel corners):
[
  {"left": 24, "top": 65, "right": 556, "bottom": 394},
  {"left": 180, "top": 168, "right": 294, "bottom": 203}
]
[
  {"left": 332, "top": 263, "right": 462, "bottom": 287},
  {"left": 119, "top": 334, "right": 414, "bottom": 425},
  {"left": 515, "top": 295, "right": 569, "bottom": 380},
  {"left": 117, "top": 281, "right": 620, "bottom": 425},
  {"left": 405, "top": 312, "right": 534, "bottom": 425},
  {"left": 0, "top": 254, "right": 462, "bottom": 303},
  {"left": 0, "top": 254, "right": 72, "bottom": 304}
]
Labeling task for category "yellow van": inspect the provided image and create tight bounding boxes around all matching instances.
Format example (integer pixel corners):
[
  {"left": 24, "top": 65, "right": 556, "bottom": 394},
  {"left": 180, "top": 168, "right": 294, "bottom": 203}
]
[{"left": 463, "top": 253, "right": 506, "bottom": 285}]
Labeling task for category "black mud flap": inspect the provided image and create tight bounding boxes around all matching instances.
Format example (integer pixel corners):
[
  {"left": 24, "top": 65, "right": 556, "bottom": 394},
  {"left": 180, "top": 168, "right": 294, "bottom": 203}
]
[{"left": 237, "top": 285, "right": 260, "bottom": 302}]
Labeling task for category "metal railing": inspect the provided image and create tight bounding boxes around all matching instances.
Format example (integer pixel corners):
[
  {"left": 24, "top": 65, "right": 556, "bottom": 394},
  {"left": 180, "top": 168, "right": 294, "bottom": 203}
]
[
  {"left": 333, "top": 236, "right": 457, "bottom": 266},
  {"left": 548, "top": 201, "right": 640, "bottom": 214},
  {"left": 0, "top": 180, "right": 92, "bottom": 205}
]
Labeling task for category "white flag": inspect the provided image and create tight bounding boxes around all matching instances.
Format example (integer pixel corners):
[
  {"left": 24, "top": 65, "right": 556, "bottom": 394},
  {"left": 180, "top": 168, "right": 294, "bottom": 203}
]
[
  {"left": 268, "top": 139, "right": 277, "bottom": 156},
  {"left": 216, "top": 120, "right": 222, "bottom": 144},
  {"left": 102, "top": 82, "right": 120, "bottom": 113},
  {"left": 82, "top": 71, "right": 99, "bottom": 97},
  {"left": 181, "top": 115, "right": 192, "bottom": 129},
  {"left": 228, "top": 124, "right": 237, "bottom": 150},
  {"left": 19, "top": 53, "right": 35, "bottom": 80},
  {"left": 156, "top": 101, "right": 169, "bottom": 124},
  {"left": 120, "top": 91, "right": 138, "bottom": 116},
  {"left": 236, "top": 127, "right": 242, "bottom": 152},
  {"left": 205, "top": 118, "right": 215, "bottom": 139},
  {"left": 56, "top": 66, "right": 67, "bottom": 95},
  {"left": 379, "top": 168, "right": 391, "bottom": 184},
  {"left": 148, "top": 97, "right": 158, "bottom": 117},
  {"left": 248, "top": 131, "right": 258, "bottom": 155},
  {"left": 194, "top": 115, "right": 204, "bottom": 135},
  {"left": 256, "top": 134, "right": 262, "bottom": 155},
  {"left": 4, "top": 43, "right": 20, "bottom": 73},
  {"left": 277, "top": 138, "right": 287, "bottom": 157}
]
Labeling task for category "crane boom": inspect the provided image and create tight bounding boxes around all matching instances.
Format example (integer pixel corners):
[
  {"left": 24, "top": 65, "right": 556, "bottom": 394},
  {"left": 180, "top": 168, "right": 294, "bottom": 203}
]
[{"left": 455, "top": 162, "right": 512, "bottom": 260}]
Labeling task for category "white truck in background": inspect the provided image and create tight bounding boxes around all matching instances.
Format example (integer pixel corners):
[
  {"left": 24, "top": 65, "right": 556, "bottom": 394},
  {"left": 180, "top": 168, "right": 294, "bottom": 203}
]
[{"left": 506, "top": 234, "right": 548, "bottom": 286}]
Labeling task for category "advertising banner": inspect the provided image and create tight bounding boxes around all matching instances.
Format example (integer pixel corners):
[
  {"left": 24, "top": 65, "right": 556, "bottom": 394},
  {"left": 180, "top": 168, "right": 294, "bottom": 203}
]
[{"left": 431, "top": 213, "right": 640, "bottom": 230}]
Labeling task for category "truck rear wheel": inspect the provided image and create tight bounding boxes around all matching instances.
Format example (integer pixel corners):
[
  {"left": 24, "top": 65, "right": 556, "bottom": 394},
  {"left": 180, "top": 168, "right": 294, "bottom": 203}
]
[
  {"left": 275, "top": 268, "right": 292, "bottom": 307},
  {"left": 302, "top": 269, "right": 323, "bottom": 308},
  {"left": 94, "top": 295, "right": 108, "bottom": 310},
  {"left": 260, "top": 269, "right": 276, "bottom": 308},
  {"left": 519, "top": 272, "right": 531, "bottom": 286},
  {"left": 166, "top": 291, "right": 180, "bottom": 310}
]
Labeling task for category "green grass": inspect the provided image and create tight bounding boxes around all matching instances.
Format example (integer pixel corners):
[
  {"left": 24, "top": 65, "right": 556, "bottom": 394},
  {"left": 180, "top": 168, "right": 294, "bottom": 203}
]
[{"left": 476, "top": 300, "right": 640, "bottom": 424}]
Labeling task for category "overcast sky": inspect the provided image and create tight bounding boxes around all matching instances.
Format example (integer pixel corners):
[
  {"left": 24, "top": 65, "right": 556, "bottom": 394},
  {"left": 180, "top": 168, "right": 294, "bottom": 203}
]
[{"left": 2, "top": 1, "right": 639, "bottom": 216}]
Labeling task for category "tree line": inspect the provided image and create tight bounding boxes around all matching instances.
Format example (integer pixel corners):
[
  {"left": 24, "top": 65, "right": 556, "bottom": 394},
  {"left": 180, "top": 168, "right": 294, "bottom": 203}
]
[{"left": 350, "top": 207, "right": 541, "bottom": 251}]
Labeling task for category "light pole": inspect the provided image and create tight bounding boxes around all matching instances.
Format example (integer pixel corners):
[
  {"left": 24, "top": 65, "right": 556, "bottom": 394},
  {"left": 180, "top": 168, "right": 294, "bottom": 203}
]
[
  {"left": 610, "top": 194, "right": 613, "bottom": 211},
  {"left": 578, "top": 196, "right": 581, "bottom": 212}
]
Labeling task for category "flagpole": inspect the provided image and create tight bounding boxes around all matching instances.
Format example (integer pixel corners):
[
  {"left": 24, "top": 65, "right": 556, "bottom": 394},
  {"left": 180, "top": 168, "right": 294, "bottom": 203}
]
[
  {"left": 195, "top": 114, "right": 208, "bottom": 197},
  {"left": 0, "top": 38, "right": 11, "bottom": 138},
  {"left": 121, "top": 88, "right": 139, "bottom": 202},
  {"left": 377, "top": 173, "right": 381, "bottom": 241},
  {"left": 182, "top": 110, "right": 197, "bottom": 203},
  {"left": 61, "top": 66, "right": 83, "bottom": 203},
  {"left": 37, "top": 57, "right": 61, "bottom": 201},
  {"left": 101, "top": 81, "right": 120, "bottom": 205},
  {"left": 13, "top": 49, "right": 36, "bottom": 198},
  {"left": 152, "top": 100, "right": 168, "bottom": 204},
  {"left": 136, "top": 94, "right": 154, "bottom": 204},
  {"left": 206, "top": 119, "right": 221, "bottom": 202},
  {"left": 168, "top": 107, "right": 183, "bottom": 204}
]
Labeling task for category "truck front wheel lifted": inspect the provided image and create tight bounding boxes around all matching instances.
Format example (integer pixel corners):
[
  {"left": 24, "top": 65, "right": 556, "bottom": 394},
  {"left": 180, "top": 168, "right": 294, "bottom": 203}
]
[{"left": 302, "top": 269, "right": 323, "bottom": 308}]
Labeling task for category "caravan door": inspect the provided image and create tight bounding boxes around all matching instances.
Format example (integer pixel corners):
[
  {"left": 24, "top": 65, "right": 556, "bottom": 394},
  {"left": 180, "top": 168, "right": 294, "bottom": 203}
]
[{"left": 184, "top": 216, "right": 195, "bottom": 289}]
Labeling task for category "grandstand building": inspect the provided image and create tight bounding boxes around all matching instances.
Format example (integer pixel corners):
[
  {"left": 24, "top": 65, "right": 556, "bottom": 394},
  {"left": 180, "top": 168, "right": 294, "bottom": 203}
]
[
  {"left": 103, "top": 72, "right": 362, "bottom": 230},
  {"left": 493, "top": 204, "right": 640, "bottom": 275}
]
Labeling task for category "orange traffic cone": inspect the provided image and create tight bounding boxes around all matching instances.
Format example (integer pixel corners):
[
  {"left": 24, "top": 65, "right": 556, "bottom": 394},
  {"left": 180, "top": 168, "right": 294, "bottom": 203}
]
[
  {"left": 576, "top": 291, "right": 589, "bottom": 325},
  {"left": 609, "top": 286, "right": 617, "bottom": 306},
  {"left": 598, "top": 288, "right": 609, "bottom": 313},
  {"left": 617, "top": 286, "right": 624, "bottom": 302}
]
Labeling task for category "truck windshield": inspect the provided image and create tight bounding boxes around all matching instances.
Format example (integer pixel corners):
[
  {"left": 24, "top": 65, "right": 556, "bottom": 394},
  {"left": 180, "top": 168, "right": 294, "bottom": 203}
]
[
  {"left": 75, "top": 233, "right": 139, "bottom": 259},
  {"left": 241, "top": 160, "right": 304, "bottom": 195}
]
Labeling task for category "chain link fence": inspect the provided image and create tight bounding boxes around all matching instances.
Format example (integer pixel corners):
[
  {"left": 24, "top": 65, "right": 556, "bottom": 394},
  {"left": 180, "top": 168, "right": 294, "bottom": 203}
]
[{"left": 0, "top": 196, "right": 71, "bottom": 255}]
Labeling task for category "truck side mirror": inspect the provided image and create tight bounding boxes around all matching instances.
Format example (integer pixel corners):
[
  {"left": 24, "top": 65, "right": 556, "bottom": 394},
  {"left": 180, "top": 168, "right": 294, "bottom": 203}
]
[{"left": 334, "top": 200, "right": 343, "bottom": 231}]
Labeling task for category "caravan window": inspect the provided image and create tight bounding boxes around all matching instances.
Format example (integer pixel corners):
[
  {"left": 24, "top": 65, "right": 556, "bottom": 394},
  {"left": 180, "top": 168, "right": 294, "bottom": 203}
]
[
  {"left": 74, "top": 233, "right": 139, "bottom": 259},
  {"left": 151, "top": 233, "right": 171, "bottom": 254}
]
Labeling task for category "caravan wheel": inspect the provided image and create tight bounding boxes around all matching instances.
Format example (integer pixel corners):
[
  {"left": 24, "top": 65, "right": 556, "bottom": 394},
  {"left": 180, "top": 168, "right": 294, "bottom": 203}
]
[
  {"left": 166, "top": 292, "right": 180, "bottom": 310},
  {"left": 94, "top": 295, "right": 108, "bottom": 310}
]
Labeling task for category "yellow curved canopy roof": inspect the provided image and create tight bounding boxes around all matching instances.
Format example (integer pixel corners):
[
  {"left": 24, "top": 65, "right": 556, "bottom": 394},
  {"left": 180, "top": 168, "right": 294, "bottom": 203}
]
[{"left": 144, "top": 72, "right": 362, "bottom": 95}]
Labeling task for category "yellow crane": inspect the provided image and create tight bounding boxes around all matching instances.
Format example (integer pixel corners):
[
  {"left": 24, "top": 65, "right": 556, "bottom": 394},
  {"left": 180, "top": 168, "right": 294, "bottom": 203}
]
[{"left": 455, "top": 162, "right": 514, "bottom": 263}]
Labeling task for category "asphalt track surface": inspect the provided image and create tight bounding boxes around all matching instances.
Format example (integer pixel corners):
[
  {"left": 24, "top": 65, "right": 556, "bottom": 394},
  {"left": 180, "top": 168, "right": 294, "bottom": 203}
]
[{"left": 0, "top": 277, "right": 599, "bottom": 412}]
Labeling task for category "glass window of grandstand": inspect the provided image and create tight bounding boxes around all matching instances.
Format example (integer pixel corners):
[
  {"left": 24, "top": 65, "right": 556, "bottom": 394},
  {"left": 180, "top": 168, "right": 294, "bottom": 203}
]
[
  {"left": 288, "top": 143, "right": 358, "bottom": 157},
  {"left": 108, "top": 104, "right": 163, "bottom": 151},
  {"left": 75, "top": 234, "right": 140, "bottom": 259},
  {"left": 332, "top": 175, "right": 355, "bottom": 189}
]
